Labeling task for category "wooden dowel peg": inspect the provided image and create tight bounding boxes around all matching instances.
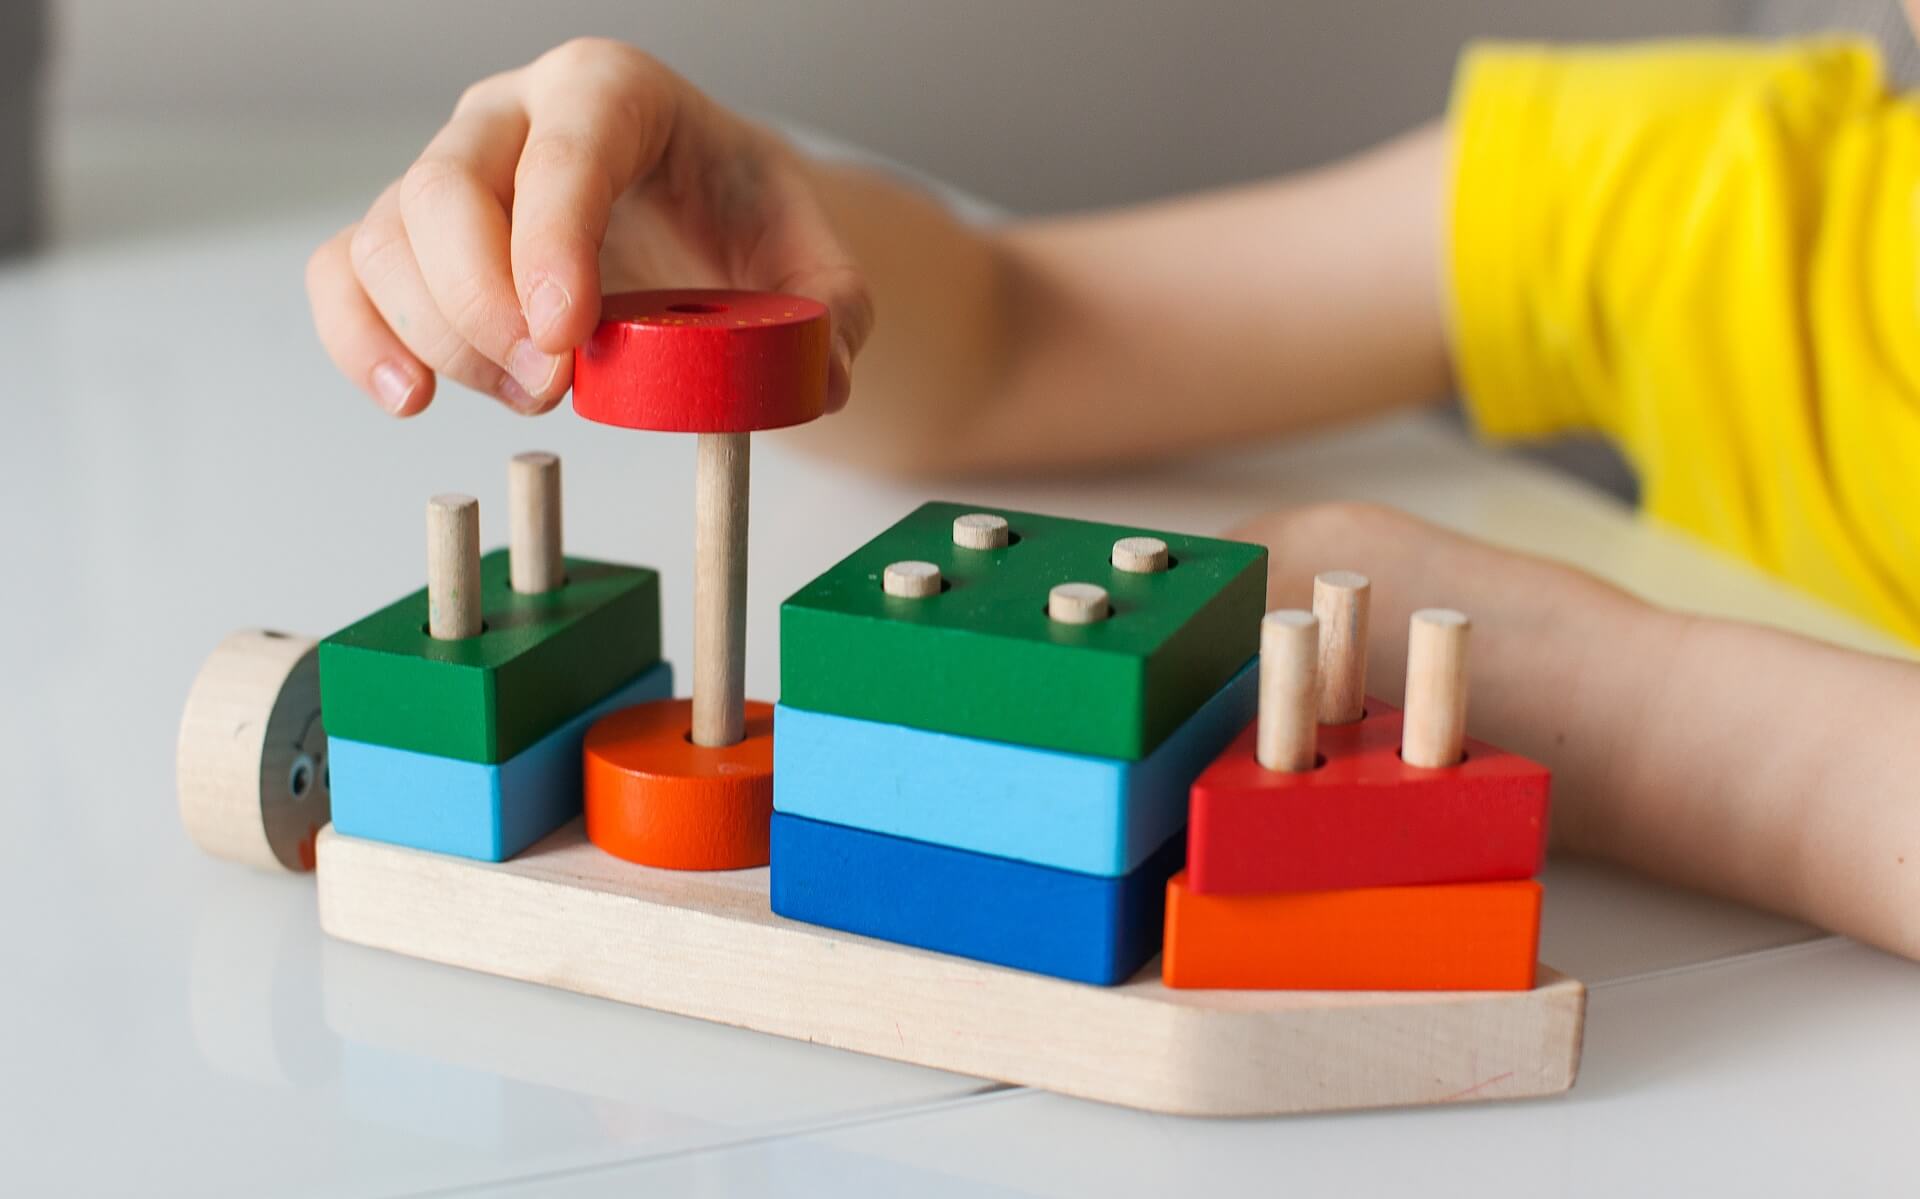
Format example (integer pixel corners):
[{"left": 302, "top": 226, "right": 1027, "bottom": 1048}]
[
  {"left": 1403, "top": 608, "right": 1470, "bottom": 768},
  {"left": 1257, "top": 610, "right": 1320, "bottom": 772},
  {"left": 953, "top": 513, "right": 1010, "bottom": 550},
  {"left": 1313, "top": 571, "right": 1371, "bottom": 725},
  {"left": 508, "top": 451, "right": 565, "bottom": 594},
  {"left": 884, "top": 561, "right": 943, "bottom": 598},
  {"left": 1112, "top": 537, "right": 1170, "bottom": 574},
  {"left": 1048, "top": 582, "right": 1110, "bottom": 625},
  {"left": 427, "top": 494, "right": 482, "bottom": 640},
  {"left": 693, "top": 433, "right": 750, "bottom": 748}
]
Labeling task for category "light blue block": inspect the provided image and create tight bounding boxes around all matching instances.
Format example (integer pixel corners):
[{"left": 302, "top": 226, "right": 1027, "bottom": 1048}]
[
  {"left": 330, "top": 662, "right": 673, "bottom": 861},
  {"left": 773, "top": 659, "right": 1254, "bottom": 876}
]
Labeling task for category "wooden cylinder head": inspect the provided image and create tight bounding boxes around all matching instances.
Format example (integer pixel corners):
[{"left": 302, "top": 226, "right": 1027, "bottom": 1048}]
[
  {"left": 177, "top": 630, "right": 329, "bottom": 871},
  {"left": 1112, "top": 536, "right": 1170, "bottom": 574},
  {"left": 1048, "top": 582, "right": 1110, "bottom": 625},
  {"left": 508, "top": 451, "right": 564, "bottom": 594},
  {"left": 1257, "top": 610, "right": 1320, "bottom": 773},
  {"left": 953, "top": 513, "right": 1010, "bottom": 550},
  {"left": 884, "top": 561, "right": 943, "bottom": 598},
  {"left": 1313, "top": 570, "right": 1371, "bottom": 725},
  {"left": 1402, "top": 608, "right": 1470, "bottom": 768},
  {"left": 427, "top": 494, "right": 482, "bottom": 640}
]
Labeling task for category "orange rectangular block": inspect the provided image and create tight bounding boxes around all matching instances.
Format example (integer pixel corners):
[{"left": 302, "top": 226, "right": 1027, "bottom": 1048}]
[{"left": 1161, "top": 872, "right": 1542, "bottom": 991}]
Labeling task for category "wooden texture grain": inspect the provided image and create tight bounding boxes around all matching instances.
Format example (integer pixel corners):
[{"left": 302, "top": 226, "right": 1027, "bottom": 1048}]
[
  {"left": 508, "top": 452, "right": 564, "bottom": 595},
  {"left": 1403, "top": 608, "right": 1470, "bottom": 768},
  {"left": 1048, "top": 582, "right": 1110, "bottom": 625},
  {"left": 693, "top": 432, "right": 750, "bottom": 747},
  {"left": 1256, "top": 610, "right": 1318, "bottom": 772},
  {"left": 1111, "top": 536, "right": 1170, "bottom": 574},
  {"left": 883, "top": 560, "right": 943, "bottom": 598},
  {"left": 952, "top": 512, "right": 1010, "bottom": 550},
  {"left": 1312, "top": 570, "right": 1370, "bottom": 725},
  {"left": 317, "top": 822, "right": 1585, "bottom": 1116},
  {"left": 426, "top": 494, "right": 482, "bottom": 640}
]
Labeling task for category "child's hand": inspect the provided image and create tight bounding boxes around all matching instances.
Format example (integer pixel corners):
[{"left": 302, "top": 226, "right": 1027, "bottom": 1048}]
[
  {"left": 1234, "top": 502, "right": 1920, "bottom": 963},
  {"left": 306, "top": 38, "right": 872, "bottom": 418}
]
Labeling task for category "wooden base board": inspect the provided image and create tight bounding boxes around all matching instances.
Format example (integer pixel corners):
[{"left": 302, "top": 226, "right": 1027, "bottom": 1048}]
[{"left": 316, "top": 821, "right": 1585, "bottom": 1117}]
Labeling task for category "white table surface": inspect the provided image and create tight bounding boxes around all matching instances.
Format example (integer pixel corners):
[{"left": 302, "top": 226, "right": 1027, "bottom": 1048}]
[{"left": 3, "top": 120, "right": 1913, "bottom": 1197}]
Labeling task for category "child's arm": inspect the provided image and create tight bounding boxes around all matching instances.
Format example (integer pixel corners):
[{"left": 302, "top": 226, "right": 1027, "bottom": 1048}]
[
  {"left": 791, "top": 124, "right": 1452, "bottom": 475},
  {"left": 306, "top": 38, "right": 1454, "bottom": 470},
  {"left": 1239, "top": 502, "right": 1920, "bottom": 960}
]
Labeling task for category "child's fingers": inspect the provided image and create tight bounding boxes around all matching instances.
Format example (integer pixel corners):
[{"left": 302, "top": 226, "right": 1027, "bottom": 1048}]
[
  {"left": 750, "top": 169, "right": 875, "bottom": 413},
  {"left": 397, "top": 96, "right": 572, "bottom": 410},
  {"left": 509, "top": 42, "right": 680, "bottom": 354},
  {"left": 307, "top": 225, "right": 435, "bottom": 417},
  {"left": 349, "top": 185, "right": 556, "bottom": 415}
]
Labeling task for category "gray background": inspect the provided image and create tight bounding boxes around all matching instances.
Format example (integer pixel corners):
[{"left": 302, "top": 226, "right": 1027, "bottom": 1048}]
[{"left": 40, "top": 0, "right": 1757, "bottom": 213}]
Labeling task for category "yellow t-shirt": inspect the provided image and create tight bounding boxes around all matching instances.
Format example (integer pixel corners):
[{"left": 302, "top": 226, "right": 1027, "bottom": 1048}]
[{"left": 1449, "top": 39, "right": 1920, "bottom": 644}]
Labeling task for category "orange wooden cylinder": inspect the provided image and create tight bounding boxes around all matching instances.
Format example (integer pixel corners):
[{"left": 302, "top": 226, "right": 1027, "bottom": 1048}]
[
  {"left": 1162, "top": 872, "right": 1542, "bottom": 991},
  {"left": 584, "top": 697, "right": 774, "bottom": 870}
]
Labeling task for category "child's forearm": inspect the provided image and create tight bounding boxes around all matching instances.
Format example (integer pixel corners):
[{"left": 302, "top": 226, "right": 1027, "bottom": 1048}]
[
  {"left": 1240, "top": 503, "right": 1920, "bottom": 959},
  {"left": 787, "top": 125, "right": 1454, "bottom": 475}
]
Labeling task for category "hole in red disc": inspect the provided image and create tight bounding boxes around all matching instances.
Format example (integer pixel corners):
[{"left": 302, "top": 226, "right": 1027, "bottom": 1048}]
[{"left": 667, "top": 302, "right": 728, "bottom": 315}]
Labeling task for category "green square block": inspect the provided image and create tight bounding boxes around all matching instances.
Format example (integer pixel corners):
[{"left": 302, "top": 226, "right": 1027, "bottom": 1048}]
[
  {"left": 780, "top": 501, "right": 1267, "bottom": 759},
  {"left": 320, "top": 550, "right": 661, "bottom": 764}
]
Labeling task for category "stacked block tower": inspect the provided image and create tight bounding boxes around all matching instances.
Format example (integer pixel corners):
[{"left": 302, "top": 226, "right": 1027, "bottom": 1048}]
[
  {"left": 321, "top": 454, "right": 672, "bottom": 861},
  {"left": 571, "top": 289, "right": 830, "bottom": 872},
  {"left": 1164, "top": 574, "right": 1552, "bottom": 990},
  {"left": 771, "top": 502, "right": 1268, "bottom": 984}
]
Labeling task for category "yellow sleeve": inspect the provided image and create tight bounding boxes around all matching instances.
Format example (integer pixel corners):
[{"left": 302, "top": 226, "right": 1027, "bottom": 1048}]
[{"left": 1449, "top": 38, "right": 1920, "bottom": 644}]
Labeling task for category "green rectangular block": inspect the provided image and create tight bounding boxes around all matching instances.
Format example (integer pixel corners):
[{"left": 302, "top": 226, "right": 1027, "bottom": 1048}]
[
  {"left": 320, "top": 550, "right": 661, "bottom": 764},
  {"left": 780, "top": 501, "right": 1266, "bottom": 759}
]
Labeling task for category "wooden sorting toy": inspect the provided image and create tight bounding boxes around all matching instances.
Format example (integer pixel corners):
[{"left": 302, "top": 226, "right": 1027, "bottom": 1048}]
[
  {"left": 318, "top": 551, "right": 662, "bottom": 764},
  {"left": 572, "top": 289, "right": 828, "bottom": 870},
  {"left": 780, "top": 501, "right": 1268, "bottom": 759},
  {"left": 317, "top": 821, "right": 1584, "bottom": 1114},
  {"left": 1185, "top": 704, "right": 1550, "bottom": 893},
  {"left": 321, "top": 454, "right": 668, "bottom": 861},
  {"left": 769, "top": 814, "right": 1185, "bottom": 985},
  {"left": 182, "top": 484, "right": 1587, "bottom": 1115},
  {"left": 583, "top": 698, "right": 777, "bottom": 870},
  {"left": 771, "top": 662, "right": 1254, "bottom": 876},
  {"left": 329, "top": 667, "right": 670, "bottom": 862},
  {"left": 1185, "top": 594, "right": 1549, "bottom": 895},
  {"left": 1162, "top": 874, "right": 1544, "bottom": 991},
  {"left": 177, "top": 630, "right": 330, "bottom": 871},
  {"left": 770, "top": 503, "right": 1265, "bottom": 983},
  {"left": 1168, "top": 581, "right": 1551, "bottom": 991}
]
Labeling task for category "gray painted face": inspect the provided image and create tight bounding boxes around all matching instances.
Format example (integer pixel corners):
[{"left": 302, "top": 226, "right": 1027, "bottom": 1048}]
[{"left": 254, "top": 636, "right": 330, "bottom": 870}]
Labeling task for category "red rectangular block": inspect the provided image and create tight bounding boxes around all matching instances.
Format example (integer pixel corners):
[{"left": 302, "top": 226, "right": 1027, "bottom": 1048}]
[
  {"left": 1162, "top": 871, "right": 1543, "bottom": 991},
  {"left": 1186, "top": 701, "right": 1549, "bottom": 894}
]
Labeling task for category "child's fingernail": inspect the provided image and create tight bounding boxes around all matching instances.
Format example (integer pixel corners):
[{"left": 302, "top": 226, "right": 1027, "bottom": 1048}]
[
  {"left": 371, "top": 361, "right": 418, "bottom": 415},
  {"left": 498, "top": 375, "right": 543, "bottom": 414},
  {"left": 526, "top": 279, "right": 571, "bottom": 339},
  {"left": 508, "top": 339, "right": 560, "bottom": 397}
]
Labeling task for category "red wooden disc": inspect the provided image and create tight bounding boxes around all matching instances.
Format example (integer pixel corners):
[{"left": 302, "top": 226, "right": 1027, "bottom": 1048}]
[{"left": 572, "top": 290, "right": 830, "bottom": 433}]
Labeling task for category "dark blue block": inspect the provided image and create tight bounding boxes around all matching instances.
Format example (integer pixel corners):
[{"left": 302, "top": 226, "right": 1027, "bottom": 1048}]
[{"left": 769, "top": 813, "right": 1183, "bottom": 985}]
